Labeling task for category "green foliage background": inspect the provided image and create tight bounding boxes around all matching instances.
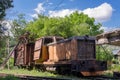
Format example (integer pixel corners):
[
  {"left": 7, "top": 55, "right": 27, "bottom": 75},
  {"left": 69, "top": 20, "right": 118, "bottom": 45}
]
[
  {"left": 26, "top": 11, "right": 103, "bottom": 39},
  {"left": 0, "top": 9, "right": 114, "bottom": 69},
  {"left": 96, "top": 45, "right": 113, "bottom": 61}
]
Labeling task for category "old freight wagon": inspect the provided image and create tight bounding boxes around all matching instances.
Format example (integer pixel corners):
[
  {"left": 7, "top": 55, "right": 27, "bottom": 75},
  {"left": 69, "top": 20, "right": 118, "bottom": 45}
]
[{"left": 14, "top": 35, "right": 107, "bottom": 76}]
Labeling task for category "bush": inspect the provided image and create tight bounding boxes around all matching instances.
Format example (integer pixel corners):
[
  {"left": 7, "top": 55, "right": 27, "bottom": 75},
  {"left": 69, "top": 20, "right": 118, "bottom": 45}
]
[
  {"left": 5, "top": 57, "right": 15, "bottom": 69},
  {"left": 96, "top": 45, "right": 113, "bottom": 61}
]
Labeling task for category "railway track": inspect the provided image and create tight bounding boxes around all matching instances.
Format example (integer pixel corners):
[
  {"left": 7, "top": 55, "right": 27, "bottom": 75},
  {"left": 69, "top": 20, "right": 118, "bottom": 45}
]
[
  {"left": 0, "top": 73, "right": 70, "bottom": 80},
  {"left": 0, "top": 73, "right": 120, "bottom": 80},
  {"left": 80, "top": 76, "right": 120, "bottom": 80},
  {"left": 20, "top": 75, "right": 120, "bottom": 80},
  {"left": 19, "top": 76, "right": 70, "bottom": 80}
]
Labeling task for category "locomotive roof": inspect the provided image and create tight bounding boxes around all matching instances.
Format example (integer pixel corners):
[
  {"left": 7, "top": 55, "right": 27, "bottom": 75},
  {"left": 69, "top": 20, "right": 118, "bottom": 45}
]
[
  {"left": 47, "top": 36, "right": 95, "bottom": 46},
  {"left": 36, "top": 36, "right": 64, "bottom": 40},
  {"left": 68, "top": 36, "right": 95, "bottom": 40}
]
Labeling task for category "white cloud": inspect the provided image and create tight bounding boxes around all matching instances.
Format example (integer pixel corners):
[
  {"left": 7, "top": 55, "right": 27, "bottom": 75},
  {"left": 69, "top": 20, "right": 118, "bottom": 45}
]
[
  {"left": 101, "top": 26, "right": 120, "bottom": 32},
  {"left": 31, "top": 3, "right": 45, "bottom": 18},
  {"left": 31, "top": 2, "right": 113, "bottom": 22},
  {"left": 49, "top": 9, "right": 77, "bottom": 17},
  {"left": 1, "top": 20, "right": 11, "bottom": 30},
  {"left": 83, "top": 3, "right": 113, "bottom": 22},
  {"left": 48, "top": 3, "right": 113, "bottom": 22},
  {"left": 31, "top": 14, "right": 38, "bottom": 18},
  {"left": 1, "top": 20, "right": 13, "bottom": 36},
  {"left": 34, "top": 3, "right": 45, "bottom": 14}
]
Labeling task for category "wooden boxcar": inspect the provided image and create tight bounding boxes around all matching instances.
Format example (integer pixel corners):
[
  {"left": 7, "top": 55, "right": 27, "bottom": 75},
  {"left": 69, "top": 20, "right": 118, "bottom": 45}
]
[
  {"left": 14, "top": 36, "right": 107, "bottom": 76},
  {"left": 14, "top": 41, "right": 34, "bottom": 67}
]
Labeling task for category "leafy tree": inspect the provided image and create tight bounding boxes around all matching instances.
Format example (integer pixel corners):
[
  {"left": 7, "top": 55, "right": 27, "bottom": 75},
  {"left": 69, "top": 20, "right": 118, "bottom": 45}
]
[
  {"left": 10, "top": 14, "right": 27, "bottom": 40},
  {"left": 96, "top": 45, "right": 114, "bottom": 69},
  {"left": 0, "top": 0, "right": 13, "bottom": 59},
  {"left": 96, "top": 45, "right": 113, "bottom": 61},
  {"left": 67, "top": 12, "right": 103, "bottom": 36},
  {"left": 0, "top": 0, "right": 13, "bottom": 19},
  {"left": 26, "top": 11, "right": 103, "bottom": 39},
  {"left": 0, "top": 0, "right": 13, "bottom": 37}
]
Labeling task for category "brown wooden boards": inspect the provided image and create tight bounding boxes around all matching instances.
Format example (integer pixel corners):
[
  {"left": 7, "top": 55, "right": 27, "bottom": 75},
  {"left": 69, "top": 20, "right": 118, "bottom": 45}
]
[
  {"left": 34, "top": 38, "right": 43, "bottom": 60},
  {"left": 48, "top": 36, "right": 95, "bottom": 62},
  {"left": 14, "top": 43, "right": 34, "bottom": 66}
]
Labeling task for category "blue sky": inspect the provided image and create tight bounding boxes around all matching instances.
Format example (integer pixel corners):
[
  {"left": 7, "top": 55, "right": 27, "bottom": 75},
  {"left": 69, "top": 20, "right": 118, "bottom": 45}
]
[{"left": 6, "top": 0, "right": 120, "bottom": 31}]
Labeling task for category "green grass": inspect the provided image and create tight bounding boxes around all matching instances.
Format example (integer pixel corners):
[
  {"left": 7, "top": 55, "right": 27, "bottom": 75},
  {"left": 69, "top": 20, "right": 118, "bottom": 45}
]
[
  {"left": 111, "top": 64, "right": 120, "bottom": 71},
  {"left": 0, "top": 69, "right": 79, "bottom": 79},
  {"left": 0, "top": 75, "right": 19, "bottom": 80},
  {"left": 1, "top": 68, "right": 116, "bottom": 79},
  {"left": 102, "top": 64, "right": 120, "bottom": 77},
  {"left": 102, "top": 71, "right": 113, "bottom": 77},
  {"left": 0, "top": 69, "right": 55, "bottom": 77}
]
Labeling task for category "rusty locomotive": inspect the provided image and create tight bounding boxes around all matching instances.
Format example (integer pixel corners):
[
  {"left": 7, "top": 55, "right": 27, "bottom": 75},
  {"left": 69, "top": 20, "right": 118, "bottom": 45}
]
[{"left": 14, "top": 35, "right": 107, "bottom": 76}]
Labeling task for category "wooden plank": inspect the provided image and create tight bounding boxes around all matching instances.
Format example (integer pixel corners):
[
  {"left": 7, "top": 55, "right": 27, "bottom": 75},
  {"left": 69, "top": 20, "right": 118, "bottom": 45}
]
[
  {"left": 48, "top": 39, "right": 78, "bottom": 62},
  {"left": 34, "top": 39, "right": 42, "bottom": 60}
]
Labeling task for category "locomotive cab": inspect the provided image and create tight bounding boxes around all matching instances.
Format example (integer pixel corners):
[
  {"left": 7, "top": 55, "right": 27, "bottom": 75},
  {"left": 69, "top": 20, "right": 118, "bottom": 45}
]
[{"left": 44, "top": 36, "right": 107, "bottom": 76}]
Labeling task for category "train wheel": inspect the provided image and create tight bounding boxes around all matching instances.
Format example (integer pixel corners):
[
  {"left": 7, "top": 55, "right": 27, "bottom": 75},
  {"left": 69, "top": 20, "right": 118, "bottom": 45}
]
[
  {"left": 18, "top": 65, "right": 26, "bottom": 69},
  {"left": 27, "top": 66, "right": 33, "bottom": 71},
  {"left": 72, "top": 71, "right": 83, "bottom": 77},
  {"left": 56, "top": 66, "right": 71, "bottom": 75},
  {"left": 56, "top": 66, "right": 61, "bottom": 74},
  {"left": 35, "top": 65, "right": 46, "bottom": 72}
]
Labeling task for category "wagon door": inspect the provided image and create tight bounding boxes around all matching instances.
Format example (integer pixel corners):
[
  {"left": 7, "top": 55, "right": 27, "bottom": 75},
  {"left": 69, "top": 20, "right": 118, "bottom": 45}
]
[
  {"left": 14, "top": 43, "right": 26, "bottom": 66},
  {"left": 34, "top": 38, "right": 43, "bottom": 60}
]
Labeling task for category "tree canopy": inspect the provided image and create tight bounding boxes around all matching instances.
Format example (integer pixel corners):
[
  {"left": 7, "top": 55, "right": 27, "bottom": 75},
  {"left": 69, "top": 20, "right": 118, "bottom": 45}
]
[
  {"left": 10, "top": 14, "right": 27, "bottom": 39},
  {"left": 0, "top": 0, "right": 13, "bottom": 38},
  {"left": 26, "top": 11, "right": 103, "bottom": 39},
  {"left": 0, "top": 0, "right": 13, "bottom": 60},
  {"left": 0, "top": 0, "right": 13, "bottom": 20}
]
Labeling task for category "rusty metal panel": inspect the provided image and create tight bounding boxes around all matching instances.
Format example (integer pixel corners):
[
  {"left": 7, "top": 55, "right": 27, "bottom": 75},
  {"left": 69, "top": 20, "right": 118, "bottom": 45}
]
[
  {"left": 77, "top": 40, "right": 95, "bottom": 59},
  {"left": 71, "top": 60, "right": 107, "bottom": 72},
  {"left": 14, "top": 43, "right": 25, "bottom": 65},
  {"left": 34, "top": 38, "right": 43, "bottom": 60},
  {"left": 26, "top": 43, "right": 35, "bottom": 66}
]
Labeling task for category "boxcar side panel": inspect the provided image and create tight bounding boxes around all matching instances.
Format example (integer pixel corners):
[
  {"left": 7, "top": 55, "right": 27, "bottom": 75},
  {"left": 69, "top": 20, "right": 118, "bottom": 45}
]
[
  {"left": 77, "top": 40, "right": 95, "bottom": 60},
  {"left": 48, "top": 39, "right": 78, "bottom": 62},
  {"left": 14, "top": 44, "right": 25, "bottom": 65}
]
